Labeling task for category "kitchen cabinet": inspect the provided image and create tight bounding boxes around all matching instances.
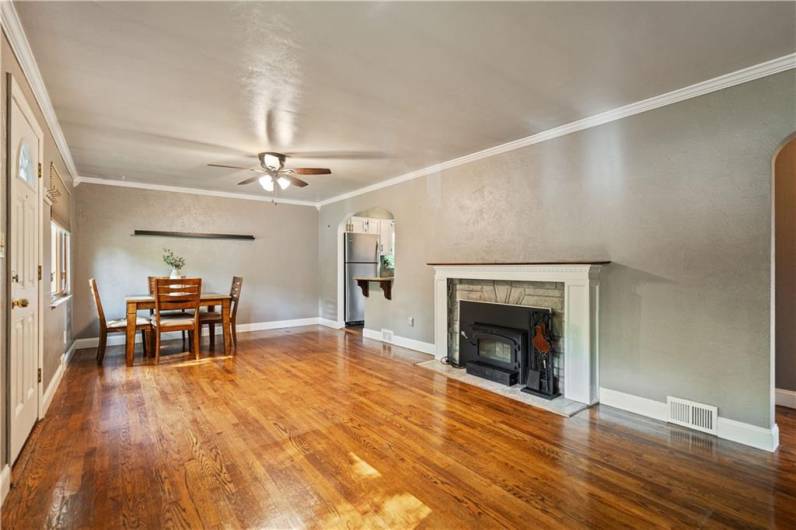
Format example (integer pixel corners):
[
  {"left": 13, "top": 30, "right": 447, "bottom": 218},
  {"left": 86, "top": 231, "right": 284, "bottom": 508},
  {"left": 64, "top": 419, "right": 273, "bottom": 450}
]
[
  {"left": 346, "top": 217, "right": 394, "bottom": 256},
  {"left": 379, "top": 219, "right": 395, "bottom": 256},
  {"left": 348, "top": 216, "right": 380, "bottom": 235}
]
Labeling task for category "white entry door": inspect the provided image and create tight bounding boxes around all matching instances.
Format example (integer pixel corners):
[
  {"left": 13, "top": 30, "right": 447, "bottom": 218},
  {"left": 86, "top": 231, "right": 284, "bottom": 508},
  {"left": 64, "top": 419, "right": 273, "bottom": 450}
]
[{"left": 8, "top": 76, "right": 43, "bottom": 463}]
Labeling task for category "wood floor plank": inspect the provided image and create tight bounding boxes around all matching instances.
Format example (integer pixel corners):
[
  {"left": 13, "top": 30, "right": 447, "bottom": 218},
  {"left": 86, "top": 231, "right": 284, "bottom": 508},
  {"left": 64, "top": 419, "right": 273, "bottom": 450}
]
[{"left": 3, "top": 326, "right": 795, "bottom": 529}]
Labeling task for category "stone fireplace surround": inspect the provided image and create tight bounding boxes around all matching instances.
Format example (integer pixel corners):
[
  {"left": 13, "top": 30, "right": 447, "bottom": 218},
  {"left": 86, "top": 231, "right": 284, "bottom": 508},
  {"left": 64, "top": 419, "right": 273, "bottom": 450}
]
[{"left": 430, "top": 262, "right": 606, "bottom": 405}]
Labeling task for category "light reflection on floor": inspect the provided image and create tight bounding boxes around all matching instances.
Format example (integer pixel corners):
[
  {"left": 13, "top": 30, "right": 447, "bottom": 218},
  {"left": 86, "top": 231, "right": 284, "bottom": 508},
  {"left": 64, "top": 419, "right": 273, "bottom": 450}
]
[
  {"left": 318, "top": 492, "right": 431, "bottom": 529},
  {"left": 349, "top": 452, "right": 382, "bottom": 479}
]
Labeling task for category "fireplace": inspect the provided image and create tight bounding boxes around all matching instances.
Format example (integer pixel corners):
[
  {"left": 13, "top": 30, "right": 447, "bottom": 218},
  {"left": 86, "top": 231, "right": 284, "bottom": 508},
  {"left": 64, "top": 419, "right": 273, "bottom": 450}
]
[
  {"left": 431, "top": 263, "right": 603, "bottom": 405},
  {"left": 462, "top": 322, "right": 525, "bottom": 386},
  {"left": 458, "top": 300, "right": 560, "bottom": 397},
  {"left": 471, "top": 323, "right": 523, "bottom": 369}
]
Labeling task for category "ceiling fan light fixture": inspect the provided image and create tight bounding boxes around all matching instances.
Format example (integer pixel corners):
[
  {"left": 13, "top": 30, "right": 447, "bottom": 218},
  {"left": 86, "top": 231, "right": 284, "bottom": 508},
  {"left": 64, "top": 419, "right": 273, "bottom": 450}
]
[
  {"left": 218, "top": 151, "right": 328, "bottom": 189},
  {"left": 258, "top": 175, "right": 274, "bottom": 192},
  {"left": 262, "top": 153, "right": 282, "bottom": 171}
]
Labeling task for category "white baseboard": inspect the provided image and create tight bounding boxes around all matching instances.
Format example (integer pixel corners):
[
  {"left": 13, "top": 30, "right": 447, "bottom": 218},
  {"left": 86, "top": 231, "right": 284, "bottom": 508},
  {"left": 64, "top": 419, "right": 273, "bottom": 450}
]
[
  {"left": 776, "top": 388, "right": 796, "bottom": 409},
  {"left": 236, "top": 317, "right": 319, "bottom": 332},
  {"left": 40, "top": 340, "right": 78, "bottom": 418},
  {"left": 72, "top": 337, "right": 98, "bottom": 350},
  {"left": 76, "top": 329, "right": 188, "bottom": 348},
  {"left": 0, "top": 464, "right": 9, "bottom": 511},
  {"left": 599, "top": 387, "right": 667, "bottom": 421},
  {"left": 362, "top": 328, "right": 435, "bottom": 355},
  {"left": 390, "top": 333, "right": 435, "bottom": 355},
  {"left": 362, "top": 327, "right": 380, "bottom": 340},
  {"left": 319, "top": 318, "right": 344, "bottom": 329},
  {"left": 716, "top": 417, "right": 779, "bottom": 452},
  {"left": 40, "top": 361, "right": 64, "bottom": 418},
  {"left": 64, "top": 340, "right": 77, "bottom": 363},
  {"left": 73, "top": 317, "right": 332, "bottom": 351},
  {"left": 599, "top": 387, "right": 779, "bottom": 452}
]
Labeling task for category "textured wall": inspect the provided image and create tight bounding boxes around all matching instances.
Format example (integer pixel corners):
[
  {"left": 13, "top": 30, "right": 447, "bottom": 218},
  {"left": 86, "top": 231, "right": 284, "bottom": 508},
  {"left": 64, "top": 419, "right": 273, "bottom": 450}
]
[
  {"left": 74, "top": 184, "right": 319, "bottom": 338},
  {"left": 319, "top": 72, "right": 796, "bottom": 428},
  {"left": 776, "top": 137, "right": 796, "bottom": 391}
]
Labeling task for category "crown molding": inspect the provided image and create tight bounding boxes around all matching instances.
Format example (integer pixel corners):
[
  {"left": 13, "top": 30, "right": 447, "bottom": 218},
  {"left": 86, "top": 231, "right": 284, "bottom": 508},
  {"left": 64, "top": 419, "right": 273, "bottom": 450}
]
[
  {"left": 317, "top": 52, "right": 796, "bottom": 207},
  {"left": 73, "top": 176, "right": 319, "bottom": 208},
  {"left": 0, "top": 0, "right": 77, "bottom": 184},
  {"left": 74, "top": 51, "right": 796, "bottom": 210},
  {"left": 1, "top": 0, "right": 791, "bottom": 206}
]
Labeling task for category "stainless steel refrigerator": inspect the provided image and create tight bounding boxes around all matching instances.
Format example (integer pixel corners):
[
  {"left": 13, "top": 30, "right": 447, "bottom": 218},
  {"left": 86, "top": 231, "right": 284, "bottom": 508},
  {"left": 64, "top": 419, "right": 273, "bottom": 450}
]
[{"left": 344, "top": 233, "right": 379, "bottom": 325}]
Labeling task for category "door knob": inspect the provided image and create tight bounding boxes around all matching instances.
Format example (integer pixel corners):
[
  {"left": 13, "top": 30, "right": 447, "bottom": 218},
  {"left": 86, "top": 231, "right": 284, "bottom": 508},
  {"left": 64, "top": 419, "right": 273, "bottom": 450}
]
[
  {"left": 11, "top": 298, "right": 29, "bottom": 308},
  {"left": 11, "top": 273, "right": 18, "bottom": 283}
]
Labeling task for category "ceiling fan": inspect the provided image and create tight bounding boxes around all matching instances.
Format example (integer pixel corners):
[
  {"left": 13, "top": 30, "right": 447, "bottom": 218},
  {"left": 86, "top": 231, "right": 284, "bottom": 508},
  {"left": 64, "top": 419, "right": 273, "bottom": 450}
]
[{"left": 208, "top": 152, "right": 331, "bottom": 191}]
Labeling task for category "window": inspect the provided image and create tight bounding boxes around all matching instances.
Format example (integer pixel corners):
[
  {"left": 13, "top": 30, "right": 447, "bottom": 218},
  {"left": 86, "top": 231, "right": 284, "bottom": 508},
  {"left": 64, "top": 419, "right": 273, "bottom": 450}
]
[
  {"left": 17, "top": 142, "right": 33, "bottom": 184},
  {"left": 50, "top": 222, "right": 70, "bottom": 298}
]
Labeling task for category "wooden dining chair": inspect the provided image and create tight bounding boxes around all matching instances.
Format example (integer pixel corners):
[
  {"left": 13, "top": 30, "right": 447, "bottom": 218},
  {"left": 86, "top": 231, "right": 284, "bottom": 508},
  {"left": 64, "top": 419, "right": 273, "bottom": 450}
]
[
  {"left": 199, "top": 276, "right": 243, "bottom": 348},
  {"left": 148, "top": 276, "right": 187, "bottom": 349},
  {"left": 152, "top": 277, "right": 202, "bottom": 364},
  {"left": 89, "top": 278, "right": 151, "bottom": 364}
]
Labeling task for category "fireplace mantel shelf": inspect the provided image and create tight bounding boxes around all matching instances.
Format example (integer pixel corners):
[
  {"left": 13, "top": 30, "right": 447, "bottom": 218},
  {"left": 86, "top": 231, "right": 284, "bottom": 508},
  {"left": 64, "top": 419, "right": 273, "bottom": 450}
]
[{"left": 427, "top": 261, "right": 611, "bottom": 266}]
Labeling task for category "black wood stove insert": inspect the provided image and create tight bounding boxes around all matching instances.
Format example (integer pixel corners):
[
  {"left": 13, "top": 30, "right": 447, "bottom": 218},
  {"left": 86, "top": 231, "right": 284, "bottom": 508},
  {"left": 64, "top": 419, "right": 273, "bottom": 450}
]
[{"left": 457, "top": 300, "right": 560, "bottom": 399}]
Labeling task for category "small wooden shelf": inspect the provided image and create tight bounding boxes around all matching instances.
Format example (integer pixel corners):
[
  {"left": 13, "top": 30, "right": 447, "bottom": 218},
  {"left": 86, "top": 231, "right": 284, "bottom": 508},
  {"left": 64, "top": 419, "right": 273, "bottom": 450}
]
[
  {"left": 354, "top": 277, "right": 394, "bottom": 300},
  {"left": 134, "top": 230, "right": 255, "bottom": 241},
  {"left": 427, "top": 260, "right": 610, "bottom": 266}
]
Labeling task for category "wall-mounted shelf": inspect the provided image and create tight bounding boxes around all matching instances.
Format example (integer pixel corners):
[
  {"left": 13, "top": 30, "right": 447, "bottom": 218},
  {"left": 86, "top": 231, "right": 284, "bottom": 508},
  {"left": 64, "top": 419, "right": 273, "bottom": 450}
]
[
  {"left": 133, "top": 230, "right": 255, "bottom": 241},
  {"left": 426, "top": 260, "right": 611, "bottom": 266},
  {"left": 355, "top": 277, "right": 393, "bottom": 300}
]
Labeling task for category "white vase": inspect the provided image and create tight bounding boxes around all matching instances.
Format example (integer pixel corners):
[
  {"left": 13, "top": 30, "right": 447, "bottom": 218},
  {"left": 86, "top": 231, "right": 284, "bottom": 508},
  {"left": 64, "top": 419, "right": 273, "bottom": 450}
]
[{"left": 169, "top": 268, "right": 181, "bottom": 279}]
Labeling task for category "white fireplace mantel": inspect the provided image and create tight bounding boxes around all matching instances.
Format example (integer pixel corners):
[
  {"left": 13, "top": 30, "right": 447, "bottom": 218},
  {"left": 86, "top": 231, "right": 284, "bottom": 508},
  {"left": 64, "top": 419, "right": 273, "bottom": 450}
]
[{"left": 431, "top": 263, "right": 606, "bottom": 405}]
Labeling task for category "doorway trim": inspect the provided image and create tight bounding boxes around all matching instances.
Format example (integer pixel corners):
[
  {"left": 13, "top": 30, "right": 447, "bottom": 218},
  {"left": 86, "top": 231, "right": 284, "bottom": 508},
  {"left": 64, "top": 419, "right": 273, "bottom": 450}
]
[
  {"left": 36, "top": 150, "right": 46, "bottom": 420},
  {"left": 6, "top": 75, "right": 45, "bottom": 455},
  {"left": 772, "top": 131, "right": 796, "bottom": 422},
  {"left": 336, "top": 212, "right": 355, "bottom": 327}
]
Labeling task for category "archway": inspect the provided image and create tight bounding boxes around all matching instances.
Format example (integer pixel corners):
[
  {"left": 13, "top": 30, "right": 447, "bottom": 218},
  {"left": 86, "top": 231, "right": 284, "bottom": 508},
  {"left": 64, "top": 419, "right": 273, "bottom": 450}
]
[
  {"left": 774, "top": 133, "right": 796, "bottom": 415},
  {"left": 336, "top": 208, "right": 396, "bottom": 329}
]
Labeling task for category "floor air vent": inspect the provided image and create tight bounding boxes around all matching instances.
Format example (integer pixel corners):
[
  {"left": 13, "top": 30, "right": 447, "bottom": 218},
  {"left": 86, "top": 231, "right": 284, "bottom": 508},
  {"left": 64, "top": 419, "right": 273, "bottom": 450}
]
[{"left": 666, "top": 396, "right": 718, "bottom": 435}]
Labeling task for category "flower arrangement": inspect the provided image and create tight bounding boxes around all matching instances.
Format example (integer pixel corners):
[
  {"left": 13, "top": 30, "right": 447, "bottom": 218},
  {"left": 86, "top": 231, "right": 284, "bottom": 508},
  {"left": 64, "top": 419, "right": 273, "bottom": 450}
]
[{"left": 162, "top": 248, "right": 185, "bottom": 276}]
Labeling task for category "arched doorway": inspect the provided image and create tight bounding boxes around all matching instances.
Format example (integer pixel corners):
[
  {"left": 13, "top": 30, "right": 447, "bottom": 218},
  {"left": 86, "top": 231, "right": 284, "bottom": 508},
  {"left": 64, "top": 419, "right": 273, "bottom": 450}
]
[
  {"left": 337, "top": 208, "right": 396, "bottom": 329},
  {"left": 775, "top": 133, "right": 796, "bottom": 413}
]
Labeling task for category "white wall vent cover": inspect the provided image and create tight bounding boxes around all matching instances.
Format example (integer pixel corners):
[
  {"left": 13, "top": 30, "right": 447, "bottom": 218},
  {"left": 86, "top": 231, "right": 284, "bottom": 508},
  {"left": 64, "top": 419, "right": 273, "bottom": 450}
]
[
  {"left": 666, "top": 396, "right": 718, "bottom": 435},
  {"left": 381, "top": 329, "right": 394, "bottom": 342}
]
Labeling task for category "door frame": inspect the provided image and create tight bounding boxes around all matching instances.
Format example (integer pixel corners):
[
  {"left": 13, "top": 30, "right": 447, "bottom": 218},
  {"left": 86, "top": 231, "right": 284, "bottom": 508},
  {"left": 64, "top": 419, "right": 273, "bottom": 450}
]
[
  {"left": 6, "top": 74, "right": 45, "bottom": 448},
  {"left": 771, "top": 131, "right": 796, "bottom": 424},
  {"left": 337, "top": 212, "right": 355, "bottom": 327},
  {"left": 336, "top": 212, "right": 396, "bottom": 327},
  {"left": 36, "top": 144, "right": 45, "bottom": 420}
]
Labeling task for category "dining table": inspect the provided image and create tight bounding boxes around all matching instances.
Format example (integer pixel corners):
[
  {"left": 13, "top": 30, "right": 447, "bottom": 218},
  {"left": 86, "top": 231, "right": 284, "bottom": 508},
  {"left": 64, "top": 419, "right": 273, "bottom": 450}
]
[{"left": 124, "top": 292, "right": 233, "bottom": 366}]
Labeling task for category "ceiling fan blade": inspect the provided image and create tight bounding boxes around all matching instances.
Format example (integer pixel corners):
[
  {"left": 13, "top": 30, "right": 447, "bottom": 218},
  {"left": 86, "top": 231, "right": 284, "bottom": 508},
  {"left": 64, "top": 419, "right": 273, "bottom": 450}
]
[
  {"left": 237, "top": 175, "right": 261, "bottom": 186},
  {"left": 283, "top": 151, "right": 388, "bottom": 160},
  {"left": 208, "top": 163, "right": 260, "bottom": 172},
  {"left": 291, "top": 168, "right": 331, "bottom": 175},
  {"left": 277, "top": 171, "right": 309, "bottom": 187}
]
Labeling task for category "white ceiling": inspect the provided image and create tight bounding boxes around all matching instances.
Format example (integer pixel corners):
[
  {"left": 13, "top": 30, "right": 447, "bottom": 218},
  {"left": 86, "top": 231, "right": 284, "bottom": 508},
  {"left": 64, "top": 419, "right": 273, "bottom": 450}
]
[{"left": 16, "top": 1, "right": 796, "bottom": 202}]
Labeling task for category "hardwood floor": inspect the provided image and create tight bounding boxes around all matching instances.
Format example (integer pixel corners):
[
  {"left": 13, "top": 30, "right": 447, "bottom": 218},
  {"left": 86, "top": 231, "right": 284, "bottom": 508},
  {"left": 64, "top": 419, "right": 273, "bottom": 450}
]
[{"left": 3, "top": 326, "right": 796, "bottom": 528}]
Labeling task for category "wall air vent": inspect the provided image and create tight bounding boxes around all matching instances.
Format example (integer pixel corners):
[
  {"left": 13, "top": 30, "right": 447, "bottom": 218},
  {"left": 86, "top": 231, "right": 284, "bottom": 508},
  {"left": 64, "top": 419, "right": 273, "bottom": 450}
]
[
  {"left": 666, "top": 396, "right": 718, "bottom": 435},
  {"left": 381, "top": 329, "right": 394, "bottom": 342}
]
